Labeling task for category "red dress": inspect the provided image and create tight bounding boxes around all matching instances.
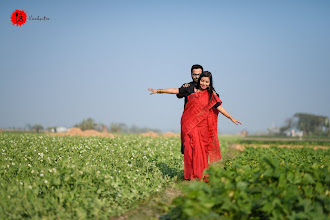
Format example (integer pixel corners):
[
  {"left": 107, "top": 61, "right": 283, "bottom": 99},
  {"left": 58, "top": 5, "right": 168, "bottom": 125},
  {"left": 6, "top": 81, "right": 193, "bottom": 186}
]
[{"left": 181, "top": 90, "right": 222, "bottom": 180}]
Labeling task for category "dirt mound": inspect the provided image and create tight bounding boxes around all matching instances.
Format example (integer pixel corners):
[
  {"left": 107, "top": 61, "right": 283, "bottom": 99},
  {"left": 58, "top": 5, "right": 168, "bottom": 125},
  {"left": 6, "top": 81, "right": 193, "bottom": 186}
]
[
  {"left": 141, "top": 132, "right": 158, "bottom": 137},
  {"left": 48, "top": 127, "right": 115, "bottom": 138},
  {"left": 162, "top": 132, "right": 180, "bottom": 137}
]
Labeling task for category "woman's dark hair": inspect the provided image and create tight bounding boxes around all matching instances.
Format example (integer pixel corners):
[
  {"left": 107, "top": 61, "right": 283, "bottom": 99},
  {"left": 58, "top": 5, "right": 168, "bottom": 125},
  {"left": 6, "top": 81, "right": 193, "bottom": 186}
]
[
  {"left": 197, "top": 71, "right": 215, "bottom": 103},
  {"left": 191, "top": 64, "right": 203, "bottom": 73}
]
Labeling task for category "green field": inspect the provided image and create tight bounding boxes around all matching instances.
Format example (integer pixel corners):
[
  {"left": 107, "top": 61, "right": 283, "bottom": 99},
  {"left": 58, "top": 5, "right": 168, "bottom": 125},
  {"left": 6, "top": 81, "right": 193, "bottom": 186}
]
[
  {"left": 0, "top": 133, "right": 187, "bottom": 219},
  {"left": 0, "top": 133, "right": 329, "bottom": 219},
  {"left": 163, "top": 145, "right": 330, "bottom": 220}
]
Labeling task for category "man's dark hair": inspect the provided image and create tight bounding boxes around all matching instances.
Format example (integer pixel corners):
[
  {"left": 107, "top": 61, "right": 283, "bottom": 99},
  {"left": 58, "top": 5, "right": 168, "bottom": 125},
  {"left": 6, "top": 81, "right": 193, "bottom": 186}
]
[{"left": 191, "top": 64, "right": 203, "bottom": 73}]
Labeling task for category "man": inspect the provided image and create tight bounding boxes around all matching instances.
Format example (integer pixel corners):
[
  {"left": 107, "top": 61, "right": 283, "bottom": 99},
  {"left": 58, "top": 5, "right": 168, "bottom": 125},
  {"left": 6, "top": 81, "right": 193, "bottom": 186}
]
[
  {"left": 177, "top": 64, "right": 220, "bottom": 154},
  {"left": 176, "top": 64, "right": 204, "bottom": 107}
]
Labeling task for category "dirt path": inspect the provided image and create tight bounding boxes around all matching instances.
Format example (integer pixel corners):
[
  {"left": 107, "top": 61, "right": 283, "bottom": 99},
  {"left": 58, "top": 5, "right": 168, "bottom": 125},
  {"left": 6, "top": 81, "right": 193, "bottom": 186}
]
[
  {"left": 241, "top": 137, "right": 330, "bottom": 142},
  {"left": 230, "top": 143, "right": 330, "bottom": 151},
  {"left": 113, "top": 145, "right": 241, "bottom": 219},
  {"left": 112, "top": 186, "right": 182, "bottom": 220}
]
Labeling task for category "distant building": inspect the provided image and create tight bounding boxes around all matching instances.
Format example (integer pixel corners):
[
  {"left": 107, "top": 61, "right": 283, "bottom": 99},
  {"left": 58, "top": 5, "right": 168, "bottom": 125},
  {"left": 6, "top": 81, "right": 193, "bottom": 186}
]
[
  {"left": 284, "top": 128, "right": 303, "bottom": 137},
  {"left": 51, "top": 127, "right": 68, "bottom": 133},
  {"left": 268, "top": 123, "right": 280, "bottom": 135}
]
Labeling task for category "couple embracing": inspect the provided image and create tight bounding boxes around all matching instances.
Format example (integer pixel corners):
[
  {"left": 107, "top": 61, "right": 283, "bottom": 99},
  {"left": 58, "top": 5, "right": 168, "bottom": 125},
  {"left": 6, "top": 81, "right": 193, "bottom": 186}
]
[{"left": 148, "top": 64, "right": 241, "bottom": 181}]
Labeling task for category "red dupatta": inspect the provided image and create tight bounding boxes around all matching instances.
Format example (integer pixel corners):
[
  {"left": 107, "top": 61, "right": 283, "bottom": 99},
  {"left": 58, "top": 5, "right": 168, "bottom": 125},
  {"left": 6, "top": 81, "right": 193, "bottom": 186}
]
[{"left": 181, "top": 89, "right": 222, "bottom": 163}]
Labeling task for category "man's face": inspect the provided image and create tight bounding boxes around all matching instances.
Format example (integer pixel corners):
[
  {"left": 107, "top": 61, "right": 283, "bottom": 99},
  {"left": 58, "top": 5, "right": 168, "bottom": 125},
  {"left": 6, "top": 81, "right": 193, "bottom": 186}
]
[{"left": 191, "top": 68, "right": 202, "bottom": 83}]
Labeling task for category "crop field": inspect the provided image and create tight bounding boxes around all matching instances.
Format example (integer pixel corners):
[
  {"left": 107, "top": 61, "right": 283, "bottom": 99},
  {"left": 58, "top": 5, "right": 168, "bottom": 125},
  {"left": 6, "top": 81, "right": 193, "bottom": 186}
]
[
  {"left": 0, "top": 133, "right": 188, "bottom": 219},
  {"left": 0, "top": 132, "right": 329, "bottom": 219},
  {"left": 163, "top": 143, "right": 330, "bottom": 220}
]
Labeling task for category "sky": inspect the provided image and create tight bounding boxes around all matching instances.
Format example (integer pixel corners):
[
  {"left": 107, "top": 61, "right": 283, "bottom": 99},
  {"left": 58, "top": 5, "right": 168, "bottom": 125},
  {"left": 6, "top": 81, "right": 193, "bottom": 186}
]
[{"left": 0, "top": 0, "right": 329, "bottom": 134}]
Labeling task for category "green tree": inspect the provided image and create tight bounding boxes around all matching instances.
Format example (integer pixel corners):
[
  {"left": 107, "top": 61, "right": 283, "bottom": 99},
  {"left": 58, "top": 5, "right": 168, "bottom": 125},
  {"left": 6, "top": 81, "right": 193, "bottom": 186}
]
[
  {"left": 32, "top": 124, "right": 44, "bottom": 133},
  {"left": 294, "top": 113, "right": 329, "bottom": 136},
  {"left": 74, "top": 118, "right": 97, "bottom": 131},
  {"left": 109, "top": 123, "right": 127, "bottom": 133},
  {"left": 280, "top": 118, "right": 293, "bottom": 135}
]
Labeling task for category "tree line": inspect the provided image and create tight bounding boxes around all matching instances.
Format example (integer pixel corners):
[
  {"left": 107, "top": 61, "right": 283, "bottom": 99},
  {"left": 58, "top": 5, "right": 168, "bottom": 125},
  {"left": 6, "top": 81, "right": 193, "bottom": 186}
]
[
  {"left": 280, "top": 113, "right": 329, "bottom": 136},
  {"left": 73, "top": 118, "right": 161, "bottom": 133},
  {"left": 9, "top": 118, "right": 161, "bottom": 134}
]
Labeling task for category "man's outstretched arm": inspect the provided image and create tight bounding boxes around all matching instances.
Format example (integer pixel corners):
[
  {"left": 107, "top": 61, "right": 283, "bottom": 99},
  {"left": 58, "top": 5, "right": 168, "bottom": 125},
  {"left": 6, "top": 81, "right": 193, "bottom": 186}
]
[{"left": 176, "top": 83, "right": 190, "bottom": 99}]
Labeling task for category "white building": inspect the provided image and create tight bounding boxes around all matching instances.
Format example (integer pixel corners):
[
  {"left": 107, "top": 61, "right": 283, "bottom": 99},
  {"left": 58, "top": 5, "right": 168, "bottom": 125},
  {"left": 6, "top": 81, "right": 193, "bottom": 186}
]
[
  {"left": 50, "top": 127, "right": 68, "bottom": 133},
  {"left": 284, "top": 128, "right": 303, "bottom": 137}
]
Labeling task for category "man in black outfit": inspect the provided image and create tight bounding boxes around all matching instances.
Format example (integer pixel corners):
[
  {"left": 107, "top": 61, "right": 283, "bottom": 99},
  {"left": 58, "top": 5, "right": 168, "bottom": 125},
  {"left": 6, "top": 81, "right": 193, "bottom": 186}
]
[
  {"left": 177, "top": 64, "right": 203, "bottom": 107},
  {"left": 177, "top": 64, "right": 220, "bottom": 154}
]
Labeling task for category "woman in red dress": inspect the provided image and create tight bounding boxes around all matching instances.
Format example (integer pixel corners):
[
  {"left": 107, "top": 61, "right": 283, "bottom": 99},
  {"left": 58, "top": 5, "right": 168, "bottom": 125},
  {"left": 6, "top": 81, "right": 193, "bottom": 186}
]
[{"left": 148, "top": 71, "right": 241, "bottom": 180}]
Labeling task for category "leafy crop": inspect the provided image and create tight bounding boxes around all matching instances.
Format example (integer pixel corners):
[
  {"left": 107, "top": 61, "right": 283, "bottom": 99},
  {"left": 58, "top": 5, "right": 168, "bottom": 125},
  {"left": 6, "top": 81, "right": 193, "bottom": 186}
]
[
  {"left": 164, "top": 147, "right": 330, "bottom": 220},
  {"left": 0, "top": 133, "right": 184, "bottom": 219}
]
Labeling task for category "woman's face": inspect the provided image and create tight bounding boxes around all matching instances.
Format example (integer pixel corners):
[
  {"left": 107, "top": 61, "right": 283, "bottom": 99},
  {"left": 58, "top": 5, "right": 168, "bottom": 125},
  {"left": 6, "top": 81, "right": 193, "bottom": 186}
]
[{"left": 200, "top": 76, "right": 210, "bottom": 90}]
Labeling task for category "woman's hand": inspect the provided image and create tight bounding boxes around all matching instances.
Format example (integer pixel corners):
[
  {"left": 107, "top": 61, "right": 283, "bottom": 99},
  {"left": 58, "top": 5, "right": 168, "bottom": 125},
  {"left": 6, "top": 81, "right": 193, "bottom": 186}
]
[
  {"left": 230, "top": 117, "right": 242, "bottom": 125},
  {"left": 148, "top": 88, "right": 157, "bottom": 95}
]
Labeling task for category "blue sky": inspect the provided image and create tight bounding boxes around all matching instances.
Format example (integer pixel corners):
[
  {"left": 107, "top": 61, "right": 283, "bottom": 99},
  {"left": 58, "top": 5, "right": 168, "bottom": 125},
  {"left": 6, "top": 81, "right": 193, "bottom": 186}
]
[{"left": 1, "top": 0, "right": 329, "bottom": 134}]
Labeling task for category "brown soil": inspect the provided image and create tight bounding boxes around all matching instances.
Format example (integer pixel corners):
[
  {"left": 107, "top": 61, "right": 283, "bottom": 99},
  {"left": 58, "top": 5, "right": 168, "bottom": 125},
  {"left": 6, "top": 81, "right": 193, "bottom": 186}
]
[
  {"left": 140, "top": 131, "right": 158, "bottom": 137},
  {"left": 47, "top": 127, "right": 115, "bottom": 138},
  {"left": 162, "top": 132, "right": 180, "bottom": 137},
  {"left": 242, "top": 137, "right": 330, "bottom": 142},
  {"left": 230, "top": 144, "right": 329, "bottom": 151},
  {"left": 140, "top": 132, "right": 180, "bottom": 138}
]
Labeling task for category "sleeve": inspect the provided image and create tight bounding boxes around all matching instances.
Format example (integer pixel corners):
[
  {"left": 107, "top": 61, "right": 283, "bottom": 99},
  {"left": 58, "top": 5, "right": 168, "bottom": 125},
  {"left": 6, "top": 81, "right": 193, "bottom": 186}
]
[
  {"left": 176, "top": 94, "right": 184, "bottom": 99},
  {"left": 213, "top": 102, "right": 221, "bottom": 108},
  {"left": 212, "top": 90, "right": 222, "bottom": 108},
  {"left": 176, "top": 84, "right": 189, "bottom": 99}
]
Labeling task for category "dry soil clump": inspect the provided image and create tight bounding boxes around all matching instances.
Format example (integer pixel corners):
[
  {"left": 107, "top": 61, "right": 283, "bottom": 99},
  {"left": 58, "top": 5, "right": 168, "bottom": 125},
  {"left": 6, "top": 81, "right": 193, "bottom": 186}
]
[{"left": 47, "top": 127, "right": 115, "bottom": 138}]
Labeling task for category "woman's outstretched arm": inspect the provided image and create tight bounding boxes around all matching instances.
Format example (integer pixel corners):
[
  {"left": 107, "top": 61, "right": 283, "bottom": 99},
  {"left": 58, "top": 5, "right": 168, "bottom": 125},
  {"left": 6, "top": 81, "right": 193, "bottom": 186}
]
[
  {"left": 216, "top": 105, "right": 242, "bottom": 125},
  {"left": 148, "top": 88, "right": 179, "bottom": 95}
]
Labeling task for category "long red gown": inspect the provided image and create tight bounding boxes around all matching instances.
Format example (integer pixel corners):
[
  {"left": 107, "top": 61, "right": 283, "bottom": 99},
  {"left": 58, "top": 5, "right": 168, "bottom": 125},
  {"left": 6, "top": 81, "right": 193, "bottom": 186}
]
[{"left": 181, "top": 90, "right": 222, "bottom": 180}]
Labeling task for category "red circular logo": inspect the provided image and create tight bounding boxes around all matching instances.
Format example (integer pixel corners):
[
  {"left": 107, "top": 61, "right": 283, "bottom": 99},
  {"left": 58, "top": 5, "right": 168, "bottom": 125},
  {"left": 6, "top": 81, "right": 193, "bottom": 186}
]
[{"left": 11, "top": 9, "right": 27, "bottom": 26}]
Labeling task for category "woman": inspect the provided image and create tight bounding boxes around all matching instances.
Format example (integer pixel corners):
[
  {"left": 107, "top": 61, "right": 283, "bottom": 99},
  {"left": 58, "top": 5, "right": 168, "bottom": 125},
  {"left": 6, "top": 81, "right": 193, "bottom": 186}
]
[{"left": 148, "top": 71, "right": 241, "bottom": 180}]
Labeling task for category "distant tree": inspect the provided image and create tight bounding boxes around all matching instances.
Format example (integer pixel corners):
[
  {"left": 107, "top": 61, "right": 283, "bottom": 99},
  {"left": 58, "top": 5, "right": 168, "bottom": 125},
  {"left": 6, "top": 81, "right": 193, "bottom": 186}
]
[
  {"left": 294, "top": 113, "right": 329, "bottom": 136},
  {"left": 94, "top": 123, "right": 107, "bottom": 132},
  {"left": 74, "top": 118, "right": 97, "bottom": 131},
  {"left": 32, "top": 124, "right": 44, "bottom": 133},
  {"left": 325, "top": 117, "right": 330, "bottom": 136},
  {"left": 130, "top": 125, "right": 139, "bottom": 133},
  {"left": 110, "top": 123, "right": 120, "bottom": 133},
  {"left": 109, "top": 123, "right": 161, "bottom": 133},
  {"left": 128, "top": 125, "right": 161, "bottom": 134},
  {"left": 280, "top": 118, "right": 293, "bottom": 135},
  {"left": 109, "top": 123, "right": 130, "bottom": 133},
  {"left": 280, "top": 113, "right": 329, "bottom": 136},
  {"left": 25, "top": 123, "right": 32, "bottom": 131},
  {"left": 118, "top": 123, "right": 128, "bottom": 133}
]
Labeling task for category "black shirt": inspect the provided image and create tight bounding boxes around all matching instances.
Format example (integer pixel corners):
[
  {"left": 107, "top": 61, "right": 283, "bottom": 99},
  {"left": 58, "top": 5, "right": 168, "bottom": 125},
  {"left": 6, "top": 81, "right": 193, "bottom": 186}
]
[{"left": 176, "top": 81, "right": 221, "bottom": 108}]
